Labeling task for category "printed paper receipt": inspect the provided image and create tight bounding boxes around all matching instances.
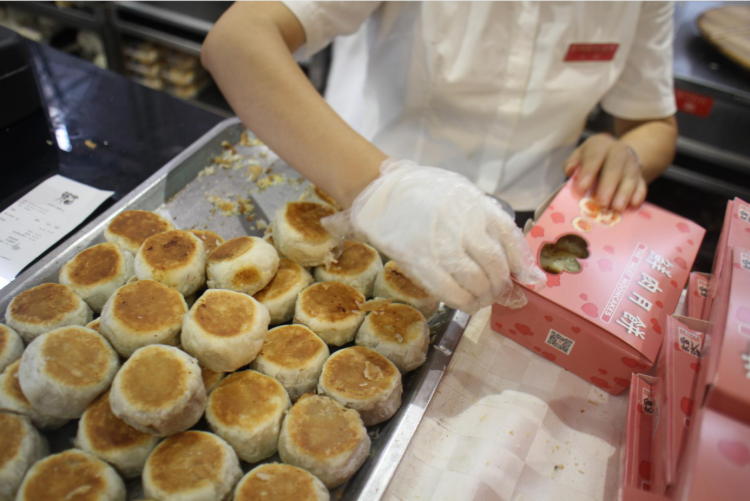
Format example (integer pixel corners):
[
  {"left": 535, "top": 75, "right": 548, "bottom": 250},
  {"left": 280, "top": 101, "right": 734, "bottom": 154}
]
[{"left": 0, "top": 175, "right": 113, "bottom": 287}]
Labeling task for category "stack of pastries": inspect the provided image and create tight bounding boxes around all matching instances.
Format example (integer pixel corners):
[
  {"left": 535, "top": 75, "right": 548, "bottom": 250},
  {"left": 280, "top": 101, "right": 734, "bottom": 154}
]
[{"left": 0, "top": 193, "right": 440, "bottom": 500}]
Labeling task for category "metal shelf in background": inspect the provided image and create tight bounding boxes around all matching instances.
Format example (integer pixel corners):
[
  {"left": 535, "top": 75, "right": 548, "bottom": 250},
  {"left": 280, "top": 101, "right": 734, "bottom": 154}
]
[
  {"left": 2, "top": 1, "right": 104, "bottom": 30},
  {"left": 1, "top": 1, "right": 125, "bottom": 72},
  {"left": 5, "top": 1, "right": 328, "bottom": 115},
  {"left": 112, "top": 2, "right": 241, "bottom": 114},
  {"left": 112, "top": 18, "right": 202, "bottom": 57},
  {"left": 114, "top": 1, "right": 229, "bottom": 36},
  {"left": 675, "top": 135, "right": 750, "bottom": 176},
  {"left": 110, "top": 1, "right": 330, "bottom": 106},
  {"left": 662, "top": 164, "right": 750, "bottom": 201},
  {"left": 673, "top": 2, "right": 750, "bottom": 105},
  {"left": 111, "top": 1, "right": 234, "bottom": 57}
]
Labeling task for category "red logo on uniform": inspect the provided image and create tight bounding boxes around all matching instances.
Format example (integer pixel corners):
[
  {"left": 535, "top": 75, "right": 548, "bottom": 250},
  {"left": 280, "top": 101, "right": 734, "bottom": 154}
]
[{"left": 564, "top": 43, "right": 619, "bottom": 62}]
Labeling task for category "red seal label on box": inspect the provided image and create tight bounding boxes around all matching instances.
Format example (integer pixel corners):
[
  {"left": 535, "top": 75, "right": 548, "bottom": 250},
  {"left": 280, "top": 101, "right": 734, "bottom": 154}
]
[{"left": 564, "top": 43, "right": 619, "bottom": 62}]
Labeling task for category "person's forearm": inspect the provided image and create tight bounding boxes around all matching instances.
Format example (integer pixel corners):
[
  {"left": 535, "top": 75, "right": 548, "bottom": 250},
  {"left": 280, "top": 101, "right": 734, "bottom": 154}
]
[
  {"left": 201, "top": 2, "right": 385, "bottom": 208},
  {"left": 615, "top": 116, "right": 678, "bottom": 183}
]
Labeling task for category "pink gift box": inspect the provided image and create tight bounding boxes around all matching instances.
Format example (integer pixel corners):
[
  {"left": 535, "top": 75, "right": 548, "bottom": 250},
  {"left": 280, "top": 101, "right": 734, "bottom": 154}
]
[
  {"left": 704, "top": 246, "right": 750, "bottom": 425},
  {"left": 703, "top": 198, "right": 750, "bottom": 385},
  {"left": 492, "top": 181, "right": 705, "bottom": 395},
  {"left": 670, "top": 406, "right": 750, "bottom": 501},
  {"left": 687, "top": 272, "right": 711, "bottom": 321},
  {"left": 620, "top": 374, "right": 660, "bottom": 496},
  {"left": 702, "top": 197, "right": 750, "bottom": 321},
  {"left": 619, "top": 486, "right": 668, "bottom": 501},
  {"left": 650, "top": 316, "right": 709, "bottom": 496},
  {"left": 709, "top": 199, "right": 750, "bottom": 284}
]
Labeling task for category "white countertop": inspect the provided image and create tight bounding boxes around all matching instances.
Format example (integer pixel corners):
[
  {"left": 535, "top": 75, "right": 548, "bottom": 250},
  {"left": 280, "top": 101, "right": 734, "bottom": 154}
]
[{"left": 383, "top": 307, "right": 629, "bottom": 501}]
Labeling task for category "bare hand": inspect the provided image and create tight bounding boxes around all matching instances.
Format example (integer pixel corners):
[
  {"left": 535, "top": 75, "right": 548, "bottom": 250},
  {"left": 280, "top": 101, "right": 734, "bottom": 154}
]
[{"left": 562, "top": 133, "right": 647, "bottom": 212}]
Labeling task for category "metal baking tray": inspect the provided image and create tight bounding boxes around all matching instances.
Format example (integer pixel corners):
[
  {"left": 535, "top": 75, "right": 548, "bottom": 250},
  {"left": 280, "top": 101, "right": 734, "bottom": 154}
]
[{"left": 0, "top": 117, "right": 468, "bottom": 500}]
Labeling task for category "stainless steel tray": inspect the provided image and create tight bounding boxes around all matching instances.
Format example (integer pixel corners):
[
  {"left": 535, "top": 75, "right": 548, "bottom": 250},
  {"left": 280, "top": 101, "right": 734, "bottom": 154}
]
[{"left": 0, "top": 117, "right": 468, "bottom": 501}]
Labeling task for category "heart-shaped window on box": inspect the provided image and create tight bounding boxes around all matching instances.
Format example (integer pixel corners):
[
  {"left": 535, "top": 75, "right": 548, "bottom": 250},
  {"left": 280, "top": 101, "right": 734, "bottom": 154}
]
[{"left": 539, "top": 234, "right": 590, "bottom": 274}]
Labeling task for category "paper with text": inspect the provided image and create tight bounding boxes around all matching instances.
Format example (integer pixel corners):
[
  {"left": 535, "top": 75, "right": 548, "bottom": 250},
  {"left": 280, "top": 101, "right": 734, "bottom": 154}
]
[{"left": 0, "top": 175, "right": 113, "bottom": 288}]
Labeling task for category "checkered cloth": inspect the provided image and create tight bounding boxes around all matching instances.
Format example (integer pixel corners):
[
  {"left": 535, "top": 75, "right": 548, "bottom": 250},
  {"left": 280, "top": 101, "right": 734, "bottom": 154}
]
[{"left": 384, "top": 307, "right": 629, "bottom": 501}]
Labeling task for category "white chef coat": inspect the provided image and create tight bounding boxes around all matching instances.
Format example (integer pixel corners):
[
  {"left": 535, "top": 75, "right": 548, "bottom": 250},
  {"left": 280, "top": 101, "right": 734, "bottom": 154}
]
[{"left": 284, "top": 1, "right": 677, "bottom": 211}]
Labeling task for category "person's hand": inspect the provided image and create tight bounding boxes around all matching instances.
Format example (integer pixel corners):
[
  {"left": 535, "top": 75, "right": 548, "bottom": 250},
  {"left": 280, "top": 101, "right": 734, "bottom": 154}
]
[
  {"left": 321, "top": 159, "right": 546, "bottom": 314},
  {"left": 563, "top": 133, "right": 647, "bottom": 212}
]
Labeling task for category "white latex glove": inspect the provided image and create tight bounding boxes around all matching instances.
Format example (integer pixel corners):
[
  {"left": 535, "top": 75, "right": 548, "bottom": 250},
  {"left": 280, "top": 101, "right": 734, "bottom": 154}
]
[{"left": 322, "top": 159, "right": 546, "bottom": 314}]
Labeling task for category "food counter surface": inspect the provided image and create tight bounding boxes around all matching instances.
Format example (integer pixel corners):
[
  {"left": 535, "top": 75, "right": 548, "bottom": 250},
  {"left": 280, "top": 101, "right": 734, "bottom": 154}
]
[
  {"left": 0, "top": 40, "right": 224, "bottom": 269},
  {"left": 384, "top": 308, "right": 626, "bottom": 501}
]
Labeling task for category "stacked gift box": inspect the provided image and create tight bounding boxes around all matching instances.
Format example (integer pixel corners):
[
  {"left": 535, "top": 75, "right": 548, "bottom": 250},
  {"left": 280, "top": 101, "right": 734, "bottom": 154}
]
[
  {"left": 618, "top": 198, "right": 750, "bottom": 500},
  {"left": 490, "top": 182, "right": 750, "bottom": 499}
]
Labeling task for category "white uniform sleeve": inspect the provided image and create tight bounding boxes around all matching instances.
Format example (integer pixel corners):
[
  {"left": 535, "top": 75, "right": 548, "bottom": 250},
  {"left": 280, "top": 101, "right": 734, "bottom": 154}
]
[
  {"left": 283, "top": 1, "right": 382, "bottom": 59},
  {"left": 600, "top": 1, "right": 677, "bottom": 120}
]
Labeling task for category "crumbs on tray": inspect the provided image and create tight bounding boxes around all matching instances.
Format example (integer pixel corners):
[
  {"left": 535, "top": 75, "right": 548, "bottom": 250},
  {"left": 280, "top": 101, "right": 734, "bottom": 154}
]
[
  {"left": 198, "top": 130, "right": 314, "bottom": 219},
  {"left": 246, "top": 164, "right": 263, "bottom": 182},
  {"left": 255, "top": 174, "right": 287, "bottom": 191},
  {"left": 205, "top": 194, "right": 255, "bottom": 217},
  {"left": 240, "top": 130, "right": 265, "bottom": 147},
  {"left": 197, "top": 165, "right": 216, "bottom": 178},
  {"left": 213, "top": 149, "right": 245, "bottom": 170}
]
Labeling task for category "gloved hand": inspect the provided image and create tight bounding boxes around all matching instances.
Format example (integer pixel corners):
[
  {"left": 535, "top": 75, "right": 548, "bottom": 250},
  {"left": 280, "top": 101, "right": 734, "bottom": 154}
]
[{"left": 322, "top": 159, "right": 546, "bottom": 314}]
